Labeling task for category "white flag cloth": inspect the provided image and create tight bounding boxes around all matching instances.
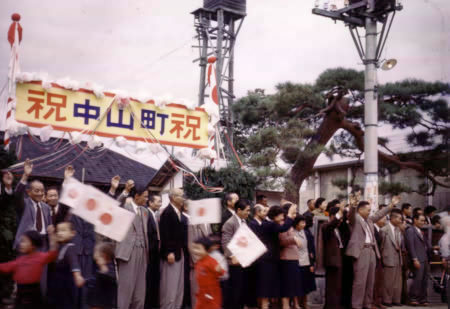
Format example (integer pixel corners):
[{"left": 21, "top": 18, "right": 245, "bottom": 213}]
[
  {"left": 187, "top": 198, "right": 221, "bottom": 225},
  {"left": 227, "top": 224, "right": 267, "bottom": 268},
  {"left": 60, "top": 177, "right": 135, "bottom": 242}
]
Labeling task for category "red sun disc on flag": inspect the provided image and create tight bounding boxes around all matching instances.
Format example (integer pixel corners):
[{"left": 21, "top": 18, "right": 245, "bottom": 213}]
[
  {"left": 197, "top": 207, "right": 206, "bottom": 217},
  {"left": 236, "top": 236, "right": 248, "bottom": 248},
  {"left": 68, "top": 188, "right": 78, "bottom": 199},
  {"left": 99, "top": 213, "right": 113, "bottom": 225},
  {"left": 86, "top": 199, "right": 97, "bottom": 211}
]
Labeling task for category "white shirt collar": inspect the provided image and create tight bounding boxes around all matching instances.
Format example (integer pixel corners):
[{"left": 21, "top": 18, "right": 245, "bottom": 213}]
[
  {"left": 388, "top": 221, "right": 396, "bottom": 234},
  {"left": 234, "top": 213, "right": 244, "bottom": 226},
  {"left": 254, "top": 218, "right": 262, "bottom": 225},
  {"left": 228, "top": 207, "right": 236, "bottom": 216},
  {"left": 131, "top": 200, "right": 140, "bottom": 215},
  {"left": 50, "top": 204, "right": 59, "bottom": 214}
]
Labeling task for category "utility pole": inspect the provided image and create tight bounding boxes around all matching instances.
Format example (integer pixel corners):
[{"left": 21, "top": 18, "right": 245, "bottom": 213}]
[
  {"left": 312, "top": 0, "right": 402, "bottom": 210},
  {"left": 364, "top": 15, "right": 379, "bottom": 209}
]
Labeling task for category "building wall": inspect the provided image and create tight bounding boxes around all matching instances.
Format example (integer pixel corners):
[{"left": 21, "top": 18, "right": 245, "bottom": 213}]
[{"left": 299, "top": 166, "right": 449, "bottom": 211}]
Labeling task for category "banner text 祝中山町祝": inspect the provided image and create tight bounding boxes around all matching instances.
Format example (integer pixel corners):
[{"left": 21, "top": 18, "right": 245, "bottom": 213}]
[{"left": 14, "top": 81, "right": 209, "bottom": 149}]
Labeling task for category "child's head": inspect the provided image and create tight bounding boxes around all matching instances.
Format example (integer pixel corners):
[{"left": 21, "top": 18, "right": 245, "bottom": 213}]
[
  {"left": 56, "top": 222, "right": 76, "bottom": 243},
  {"left": 94, "top": 242, "right": 115, "bottom": 267},
  {"left": 208, "top": 234, "right": 221, "bottom": 252},
  {"left": 192, "top": 236, "right": 214, "bottom": 259},
  {"left": 19, "top": 230, "right": 42, "bottom": 254}
]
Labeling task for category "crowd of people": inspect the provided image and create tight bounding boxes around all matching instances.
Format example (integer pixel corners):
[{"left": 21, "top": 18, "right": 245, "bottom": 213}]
[{"left": 0, "top": 160, "right": 449, "bottom": 309}]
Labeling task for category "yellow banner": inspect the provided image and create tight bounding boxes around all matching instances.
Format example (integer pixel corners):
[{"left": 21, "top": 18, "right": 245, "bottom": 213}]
[{"left": 15, "top": 82, "right": 209, "bottom": 148}]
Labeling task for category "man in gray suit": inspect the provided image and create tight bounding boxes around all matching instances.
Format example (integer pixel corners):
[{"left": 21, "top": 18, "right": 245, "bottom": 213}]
[
  {"left": 345, "top": 196, "right": 400, "bottom": 309},
  {"left": 14, "top": 159, "right": 52, "bottom": 250},
  {"left": 115, "top": 185, "right": 149, "bottom": 309},
  {"left": 405, "top": 213, "right": 431, "bottom": 306},
  {"left": 221, "top": 199, "right": 251, "bottom": 309},
  {"left": 380, "top": 208, "right": 403, "bottom": 306}
]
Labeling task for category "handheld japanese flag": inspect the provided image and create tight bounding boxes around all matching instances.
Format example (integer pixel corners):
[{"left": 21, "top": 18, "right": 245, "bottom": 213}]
[
  {"left": 227, "top": 224, "right": 267, "bottom": 268},
  {"left": 187, "top": 198, "right": 221, "bottom": 225},
  {"left": 60, "top": 178, "right": 135, "bottom": 242}
]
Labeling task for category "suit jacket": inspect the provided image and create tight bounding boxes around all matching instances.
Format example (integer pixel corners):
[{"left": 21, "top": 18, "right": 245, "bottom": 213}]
[
  {"left": 50, "top": 203, "right": 70, "bottom": 225},
  {"left": 221, "top": 215, "right": 241, "bottom": 262},
  {"left": 188, "top": 223, "right": 211, "bottom": 266},
  {"left": 345, "top": 205, "right": 392, "bottom": 260},
  {"left": 322, "top": 217, "right": 344, "bottom": 268},
  {"left": 14, "top": 182, "right": 52, "bottom": 249},
  {"left": 259, "top": 218, "right": 293, "bottom": 261},
  {"left": 115, "top": 202, "right": 149, "bottom": 262},
  {"left": 279, "top": 227, "right": 300, "bottom": 260},
  {"left": 147, "top": 209, "right": 159, "bottom": 256},
  {"left": 405, "top": 226, "right": 430, "bottom": 263},
  {"left": 70, "top": 213, "right": 96, "bottom": 256},
  {"left": 159, "top": 204, "right": 185, "bottom": 261},
  {"left": 380, "top": 224, "right": 402, "bottom": 267}
]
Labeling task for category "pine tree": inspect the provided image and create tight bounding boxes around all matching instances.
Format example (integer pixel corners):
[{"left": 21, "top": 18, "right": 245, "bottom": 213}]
[{"left": 232, "top": 67, "right": 449, "bottom": 201}]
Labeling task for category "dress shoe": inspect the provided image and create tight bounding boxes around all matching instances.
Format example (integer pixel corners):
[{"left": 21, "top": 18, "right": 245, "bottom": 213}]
[
  {"left": 419, "top": 302, "right": 429, "bottom": 306},
  {"left": 381, "top": 303, "right": 392, "bottom": 307},
  {"left": 409, "top": 301, "right": 419, "bottom": 306},
  {"left": 391, "top": 303, "right": 402, "bottom": 306}
]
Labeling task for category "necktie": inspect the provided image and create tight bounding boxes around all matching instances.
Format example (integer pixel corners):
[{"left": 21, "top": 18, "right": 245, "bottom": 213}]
[
  {"left": 36, "top": 203, "right": 43, "bottom": 232},
  {"left": 51, "top": 207, "right": 56, "bottom": 225}
]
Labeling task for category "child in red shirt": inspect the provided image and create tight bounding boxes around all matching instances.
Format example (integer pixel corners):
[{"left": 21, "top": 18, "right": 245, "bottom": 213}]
[
  {"left": 0, "top": 226, "right": 58, "bottom": 309},
  {"left": 193, "top": 236, "right": 225, "bottom": 309}
]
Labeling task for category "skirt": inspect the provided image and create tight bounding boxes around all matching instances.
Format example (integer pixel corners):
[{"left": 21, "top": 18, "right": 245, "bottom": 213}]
[
  {"left": 256, "top": 259, "right": 280, "bottom": 298},
  {"left": 299, "top": 266, "right": 317, "bottom": 296},
  {"left": 280, "top": 260, "right": 303, "bottom": 297}
]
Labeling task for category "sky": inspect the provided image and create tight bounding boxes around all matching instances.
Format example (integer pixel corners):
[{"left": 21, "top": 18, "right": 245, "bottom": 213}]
[
  {"left": 0, "top": 0, "right": 449, "bottom": 169},
  {"left": 0, "top": 0, "right": 449, "bottom": 101}
]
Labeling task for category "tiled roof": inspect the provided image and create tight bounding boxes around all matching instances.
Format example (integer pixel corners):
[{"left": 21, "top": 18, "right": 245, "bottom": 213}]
[{"left": 4, "top": 134, "right": 157, "bottom": 188}]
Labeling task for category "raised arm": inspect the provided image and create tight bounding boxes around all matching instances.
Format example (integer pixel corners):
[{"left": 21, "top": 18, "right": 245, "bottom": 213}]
[
  {"left": 370, "top": 195, "right": 400, "bottom": 223},
  {"left": 116, "top": 179, "right": 134, "bottom": 205},
  {"left": 108, "top": 175, "right": 120, "bottom": 198}
]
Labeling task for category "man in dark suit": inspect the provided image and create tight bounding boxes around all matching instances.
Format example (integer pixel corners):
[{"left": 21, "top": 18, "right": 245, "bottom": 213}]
[
  {"left": 221, "top": 199, "right": 251, "bottom": 309},
  {"left": 322, "top": 206, "right": 346, "bottom": 309},
  {"left": 159, "top": 188, "right": 186, "bottom": 309},
  {"left": 303, "top": 198, "right": 316, "bottom": 229},
  {"left": 405, "top": 214, "right": 431, "bottom": 306},
  {"left": 145, "top": 194, "right": 162, "bottom": 309},
  {"left": 0, "top": 171, "right": 17, "bottom": 304},
  {"left": 45, "top": 187, "right": 70, "bottom": 225},
  {"left": 373, "top": 211, "right": 387, "bottom": 309},
  {"left": 424, "top": 206, "right": 436, "bottom": 226},
  {"left": 345, "top": 196, "right": 400, "bottom": 309},
  {"left": 401, "top": 203, "right": 413, "bottom": 226}
]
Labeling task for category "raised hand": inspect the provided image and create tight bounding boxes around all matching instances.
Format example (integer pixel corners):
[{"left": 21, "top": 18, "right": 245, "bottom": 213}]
[
  {"left": 288, "top": 204, "right": 298, "bottom": 219},
  {"left": 23, "top": 159, "right": 33, "bottom": 177},
  {"left": 124, "top": 179, "right": 135, "bottom": 194},
  {"left": 111, "top": 175, "right": 120, "bottom": 190},
  {"left": 390, "top": 195, "right": 401, "bottom": 207},
  {"left": 64, "top": 165, "right": 75, "bottom": 179}
]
